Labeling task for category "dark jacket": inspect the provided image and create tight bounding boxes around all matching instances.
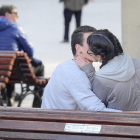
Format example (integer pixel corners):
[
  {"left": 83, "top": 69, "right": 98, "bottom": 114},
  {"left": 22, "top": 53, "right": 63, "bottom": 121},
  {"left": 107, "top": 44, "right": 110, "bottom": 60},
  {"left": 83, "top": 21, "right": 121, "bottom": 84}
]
[
  {"left": 60, "top": 0, "right": 88, "bottom": 11},
  {"left": 60, "top": 0, "right": 88, "bottom": 3},
  {"left": 0, "top": 17, "right": 33, "bottom": 57}
]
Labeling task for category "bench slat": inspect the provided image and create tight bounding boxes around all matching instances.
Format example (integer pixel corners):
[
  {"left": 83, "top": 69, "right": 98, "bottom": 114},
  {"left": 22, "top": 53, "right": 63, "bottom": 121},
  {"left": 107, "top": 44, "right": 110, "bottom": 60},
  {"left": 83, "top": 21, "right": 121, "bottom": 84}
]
[
  {"left": 0, "top": 65, "right": 12, "bottom": 70},
  {"left": 8, "top": 80, "right": 21, "bottom": 83},
  {"left": 0, "top": 107, "right": 140, "bottom": 126},
  {"left": 9, "top": 77, "right": 20, "bottom": 81},
  {"left": 0, "top": 131, "right": 135, "bottom": 140},
  {"left": 20, "top": 63, "right": 32, "bottom": 68},
  {"left": 0, "top": 71, "right": 11, "bottom": 77},
  {"left": 0, "top": 53, "right": 16, "bottom": 59},
  {"left": 0, "top": 107, "right": 139, "bottom": 119},
  {"left": 18, "top": 57, "right": 30, "bottom": 63},
  {"left": 26, "top": 78, "right": 39, "bottom": 83},
  {"left": 24, "top": 73, "right": 36, "bottom": 79},
  {"left": 21, "top": 68, "right": 34, "bottom": 74},
  {"left": 0, "top": 51, "right": 27, "bottom": 57},
  {"left": 0, "top": 58, "right": 15, "bottom": 65},
  {"left": 17, "top": 52, "right": 27, "bottom": 57},
  {"left": 0, "top": 120, "right": 140, "bottom": 137},
  {"left": 0, "top": 77, "right": 9, "bottom": 83},
  {"left": 0, "top": 111, "right": 140, "bottom": 126}
]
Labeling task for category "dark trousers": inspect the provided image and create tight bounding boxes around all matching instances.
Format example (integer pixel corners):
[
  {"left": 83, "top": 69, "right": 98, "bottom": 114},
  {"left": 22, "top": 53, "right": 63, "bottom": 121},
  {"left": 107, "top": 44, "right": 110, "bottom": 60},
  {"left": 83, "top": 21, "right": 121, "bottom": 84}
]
[
  {"left": 5, "top": 59, "right": 44, "bottom": 107},
  {"left": 31, "top": 60, "right": 45, "bottom": 108},
  {"left": 64, "top": 8, "right": 82, "bottom": 41},
  {"left": 6, "top": 83, "right": 14, "bottom": 106}
]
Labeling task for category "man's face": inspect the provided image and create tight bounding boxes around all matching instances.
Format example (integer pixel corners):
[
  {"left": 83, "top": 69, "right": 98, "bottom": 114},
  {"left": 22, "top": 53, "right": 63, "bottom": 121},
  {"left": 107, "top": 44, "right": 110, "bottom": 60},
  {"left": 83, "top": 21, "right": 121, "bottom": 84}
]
[
  {"left": 80, "top": 32, "right": 98, "bottom": 62},
  {"left": 6, "top": 8, "right": 18, "bottom": 23}
]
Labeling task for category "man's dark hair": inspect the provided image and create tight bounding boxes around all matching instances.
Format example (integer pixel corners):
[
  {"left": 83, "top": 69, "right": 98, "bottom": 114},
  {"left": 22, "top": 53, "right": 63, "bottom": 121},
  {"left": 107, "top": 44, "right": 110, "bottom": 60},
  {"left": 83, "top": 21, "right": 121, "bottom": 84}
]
[
  {"left": 71, "top": 25, "right": 97, "bottom": 56},
  {"left": 0, "top": 4, "right": 17, "bottom": 16}
]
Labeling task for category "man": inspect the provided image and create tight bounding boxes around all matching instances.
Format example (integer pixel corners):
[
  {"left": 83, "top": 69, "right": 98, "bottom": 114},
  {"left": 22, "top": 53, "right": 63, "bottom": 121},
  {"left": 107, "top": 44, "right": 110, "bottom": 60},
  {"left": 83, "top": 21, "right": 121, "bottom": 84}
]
[
  {"left": 41, "top": 25, "right": 121, "bottom": 112},
  {"left": 0, "top": 4, "right": 44, "bottom": 107},
  {"left": 60, "top": 0, "right": 88, "bottom": 42}
]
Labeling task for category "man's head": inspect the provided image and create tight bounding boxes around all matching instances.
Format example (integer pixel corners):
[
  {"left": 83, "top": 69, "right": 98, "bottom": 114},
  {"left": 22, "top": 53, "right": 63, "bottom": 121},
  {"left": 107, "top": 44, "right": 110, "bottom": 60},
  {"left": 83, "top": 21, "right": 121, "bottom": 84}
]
[
  {"left": 0, "top": 4, "right": 18, "bottom": 23},
  {"left": 71, "top": 25, "right": 97, "bottom": 61}
]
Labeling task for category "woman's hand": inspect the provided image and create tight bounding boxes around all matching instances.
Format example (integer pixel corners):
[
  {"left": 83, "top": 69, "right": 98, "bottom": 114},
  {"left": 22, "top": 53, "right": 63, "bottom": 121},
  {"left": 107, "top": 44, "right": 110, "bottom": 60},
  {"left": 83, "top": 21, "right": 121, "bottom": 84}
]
[{"left": 75, "top": 56, "right": 90, "bottom": 68}]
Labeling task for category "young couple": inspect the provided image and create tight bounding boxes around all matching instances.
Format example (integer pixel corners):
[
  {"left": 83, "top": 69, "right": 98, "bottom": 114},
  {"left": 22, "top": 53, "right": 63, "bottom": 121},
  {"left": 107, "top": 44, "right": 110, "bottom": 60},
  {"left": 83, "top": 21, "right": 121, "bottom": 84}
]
[{"left": 41, "top": 25, "right": 140, "bottom": 112}]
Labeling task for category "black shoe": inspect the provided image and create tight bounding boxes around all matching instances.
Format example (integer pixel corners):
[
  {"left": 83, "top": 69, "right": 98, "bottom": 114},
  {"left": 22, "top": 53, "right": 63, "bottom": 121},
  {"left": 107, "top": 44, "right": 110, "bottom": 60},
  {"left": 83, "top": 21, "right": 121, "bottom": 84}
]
[
  {"left": 61, "top": 39, "right": 69, "bottom": 43},
  {"left": 7, "top": 99, "right": 12, "bottom": 106}
]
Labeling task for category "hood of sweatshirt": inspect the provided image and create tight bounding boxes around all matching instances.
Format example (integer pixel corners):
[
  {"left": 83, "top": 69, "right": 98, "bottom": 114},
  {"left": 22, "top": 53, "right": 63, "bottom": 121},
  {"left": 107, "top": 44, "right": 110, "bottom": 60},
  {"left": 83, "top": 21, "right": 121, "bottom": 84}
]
[
  {"left": 95, "top": 53, "right": 135, "bottom": 82},
  {"left": 0, "top": 17, "right": 15, "bottom": 31}
]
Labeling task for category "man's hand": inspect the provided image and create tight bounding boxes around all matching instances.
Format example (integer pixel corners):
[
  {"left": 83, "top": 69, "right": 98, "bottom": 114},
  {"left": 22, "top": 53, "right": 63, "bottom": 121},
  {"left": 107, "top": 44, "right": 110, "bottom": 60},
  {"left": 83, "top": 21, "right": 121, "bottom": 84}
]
[{"left": 75, "top": 56, "right": 90, "bottom": 68}]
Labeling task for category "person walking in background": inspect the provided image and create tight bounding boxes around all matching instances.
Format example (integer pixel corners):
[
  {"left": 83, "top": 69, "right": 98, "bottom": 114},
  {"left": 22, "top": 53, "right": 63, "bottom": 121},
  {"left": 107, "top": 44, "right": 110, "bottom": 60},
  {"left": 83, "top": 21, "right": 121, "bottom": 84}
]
[
  {"left": 0, "top": 4, "right": 44, "bottom": 107},
  {"left": 60, "top": 0, "right": 88, "bottom": 43}
]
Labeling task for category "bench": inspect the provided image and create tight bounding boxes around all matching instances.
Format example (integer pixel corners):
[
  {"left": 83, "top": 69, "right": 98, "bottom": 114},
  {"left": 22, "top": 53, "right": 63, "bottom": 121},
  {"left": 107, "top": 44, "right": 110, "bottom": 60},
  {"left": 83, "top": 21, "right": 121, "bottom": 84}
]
[
  {"left": 0, "top": 107, "right": 140, "bottom": 140},
  {"left": 0, "top": 51, "right": 49, "bottom": 107}
]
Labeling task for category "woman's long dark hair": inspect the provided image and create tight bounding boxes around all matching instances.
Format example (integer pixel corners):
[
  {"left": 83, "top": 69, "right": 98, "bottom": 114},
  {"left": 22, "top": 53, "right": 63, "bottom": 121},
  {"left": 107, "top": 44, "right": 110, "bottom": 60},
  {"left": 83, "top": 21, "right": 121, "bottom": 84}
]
[{"left": 87, "top": 29, "right": 123, "bottom": 68}]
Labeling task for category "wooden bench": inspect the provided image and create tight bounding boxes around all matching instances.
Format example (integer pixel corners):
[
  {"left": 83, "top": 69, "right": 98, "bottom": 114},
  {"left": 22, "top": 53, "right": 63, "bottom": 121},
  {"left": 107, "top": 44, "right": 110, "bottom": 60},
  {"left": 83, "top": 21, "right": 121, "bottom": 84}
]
[
  {"left": 0, "top": 51, "right": 49, "bottom": 107},
  {"left": 0, "top": 107, "right": 140, "bottom": 140}
]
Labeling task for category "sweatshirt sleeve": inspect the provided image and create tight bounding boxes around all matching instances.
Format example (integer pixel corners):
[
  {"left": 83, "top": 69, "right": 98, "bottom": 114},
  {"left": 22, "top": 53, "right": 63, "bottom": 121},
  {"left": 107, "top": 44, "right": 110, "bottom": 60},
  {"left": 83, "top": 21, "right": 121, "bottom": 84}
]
[
  {"left": 16, "top": 26, "right": 34, "bottom": 57},
  {"left": 69, "top": 73, "right": 122, "bottom": 112},
  {"left": 80, "top": 63, "right": 95, "bottom": 83}
]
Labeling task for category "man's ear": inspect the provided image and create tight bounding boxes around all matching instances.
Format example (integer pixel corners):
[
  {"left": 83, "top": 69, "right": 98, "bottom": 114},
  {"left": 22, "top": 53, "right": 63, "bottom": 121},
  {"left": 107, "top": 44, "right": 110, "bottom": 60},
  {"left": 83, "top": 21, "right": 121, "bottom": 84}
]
[
  {"left": 5, "top": 12, "right": 10, "bottom": 18},
  {"left": 75, "top": 44, "right": 82, "bottom": 54}
]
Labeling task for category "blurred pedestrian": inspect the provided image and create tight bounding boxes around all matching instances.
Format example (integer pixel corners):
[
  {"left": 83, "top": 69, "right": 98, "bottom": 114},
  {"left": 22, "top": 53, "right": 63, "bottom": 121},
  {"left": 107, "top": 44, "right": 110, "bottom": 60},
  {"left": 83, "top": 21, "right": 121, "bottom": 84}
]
[
  {"left": 60, "top": 0, "right": 88, "bottom": 43},
  {"left": 0, "top": 4, "right": 44, "bottom": 107}
]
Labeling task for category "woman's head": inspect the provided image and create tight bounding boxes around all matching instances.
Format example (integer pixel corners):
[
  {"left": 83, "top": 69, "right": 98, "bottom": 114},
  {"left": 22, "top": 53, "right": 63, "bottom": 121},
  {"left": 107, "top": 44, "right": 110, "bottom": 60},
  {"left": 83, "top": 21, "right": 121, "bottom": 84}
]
[
  {"left": 87, "top": 29, "right": 123, "bottom": 68},
  {"left": 92, "top": 29, "right": 123, "bottom": 56}
]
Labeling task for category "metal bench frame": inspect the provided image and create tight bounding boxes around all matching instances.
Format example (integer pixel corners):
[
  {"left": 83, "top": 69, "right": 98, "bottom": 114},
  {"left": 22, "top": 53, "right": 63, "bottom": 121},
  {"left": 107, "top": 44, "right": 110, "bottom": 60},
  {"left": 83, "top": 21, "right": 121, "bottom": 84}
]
[{"left": 0, "top": 51, "right": 49, "bottom": 107}]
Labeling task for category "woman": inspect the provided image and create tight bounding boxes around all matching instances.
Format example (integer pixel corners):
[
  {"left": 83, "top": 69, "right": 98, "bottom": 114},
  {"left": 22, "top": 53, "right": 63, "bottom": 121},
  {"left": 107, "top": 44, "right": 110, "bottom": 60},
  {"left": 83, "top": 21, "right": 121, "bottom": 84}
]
[{"left": 75, "top": 29, "right": 140, "bottom": 111}]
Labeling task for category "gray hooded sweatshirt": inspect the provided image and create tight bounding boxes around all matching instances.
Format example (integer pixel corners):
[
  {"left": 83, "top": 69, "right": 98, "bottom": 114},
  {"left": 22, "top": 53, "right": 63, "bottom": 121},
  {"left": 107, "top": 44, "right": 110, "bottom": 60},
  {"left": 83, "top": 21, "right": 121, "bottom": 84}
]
[{"left": 81, "top": 53, "right": 140, "bottom": 111}]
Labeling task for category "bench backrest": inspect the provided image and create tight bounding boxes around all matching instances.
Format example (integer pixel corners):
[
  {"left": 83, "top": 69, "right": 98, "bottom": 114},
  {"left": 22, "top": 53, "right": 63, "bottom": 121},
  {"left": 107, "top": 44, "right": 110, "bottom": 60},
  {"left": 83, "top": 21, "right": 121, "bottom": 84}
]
[
  {"left": 0, "top": 51, "right": 49, "bottom": 85},
  {"left": 0, "top": 107, "right": 140, "bottom": 139}
]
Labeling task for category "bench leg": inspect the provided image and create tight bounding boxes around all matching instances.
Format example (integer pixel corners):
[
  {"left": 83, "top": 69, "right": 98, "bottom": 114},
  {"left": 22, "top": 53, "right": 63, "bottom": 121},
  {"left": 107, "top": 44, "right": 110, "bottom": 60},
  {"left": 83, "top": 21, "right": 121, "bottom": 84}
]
[
  {"left": 18, "top": 83, "right": 26, "bottom": 107},
  {"left": 17, "top": 84, "right": 43, "bottom": 108},
  {"left": 18, "top": 95, "right": 23, "bottom": 107},
  {"left": 17, "top": 90, "right": 31, "bottom": 107}
]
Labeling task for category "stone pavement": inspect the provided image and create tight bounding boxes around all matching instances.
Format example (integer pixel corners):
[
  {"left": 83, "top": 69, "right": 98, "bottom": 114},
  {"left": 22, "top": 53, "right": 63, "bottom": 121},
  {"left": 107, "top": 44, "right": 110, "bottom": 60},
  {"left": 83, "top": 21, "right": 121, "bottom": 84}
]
[{"left": 0, "top": 0, "right": 121, "bottom": 107}]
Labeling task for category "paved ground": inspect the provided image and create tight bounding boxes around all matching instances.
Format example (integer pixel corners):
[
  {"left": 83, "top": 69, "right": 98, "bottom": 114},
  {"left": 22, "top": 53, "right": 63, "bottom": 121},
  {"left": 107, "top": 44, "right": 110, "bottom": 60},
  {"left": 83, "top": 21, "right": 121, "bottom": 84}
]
[{"left": 1, "top": 0, "right": 121, "bottom": 107}]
